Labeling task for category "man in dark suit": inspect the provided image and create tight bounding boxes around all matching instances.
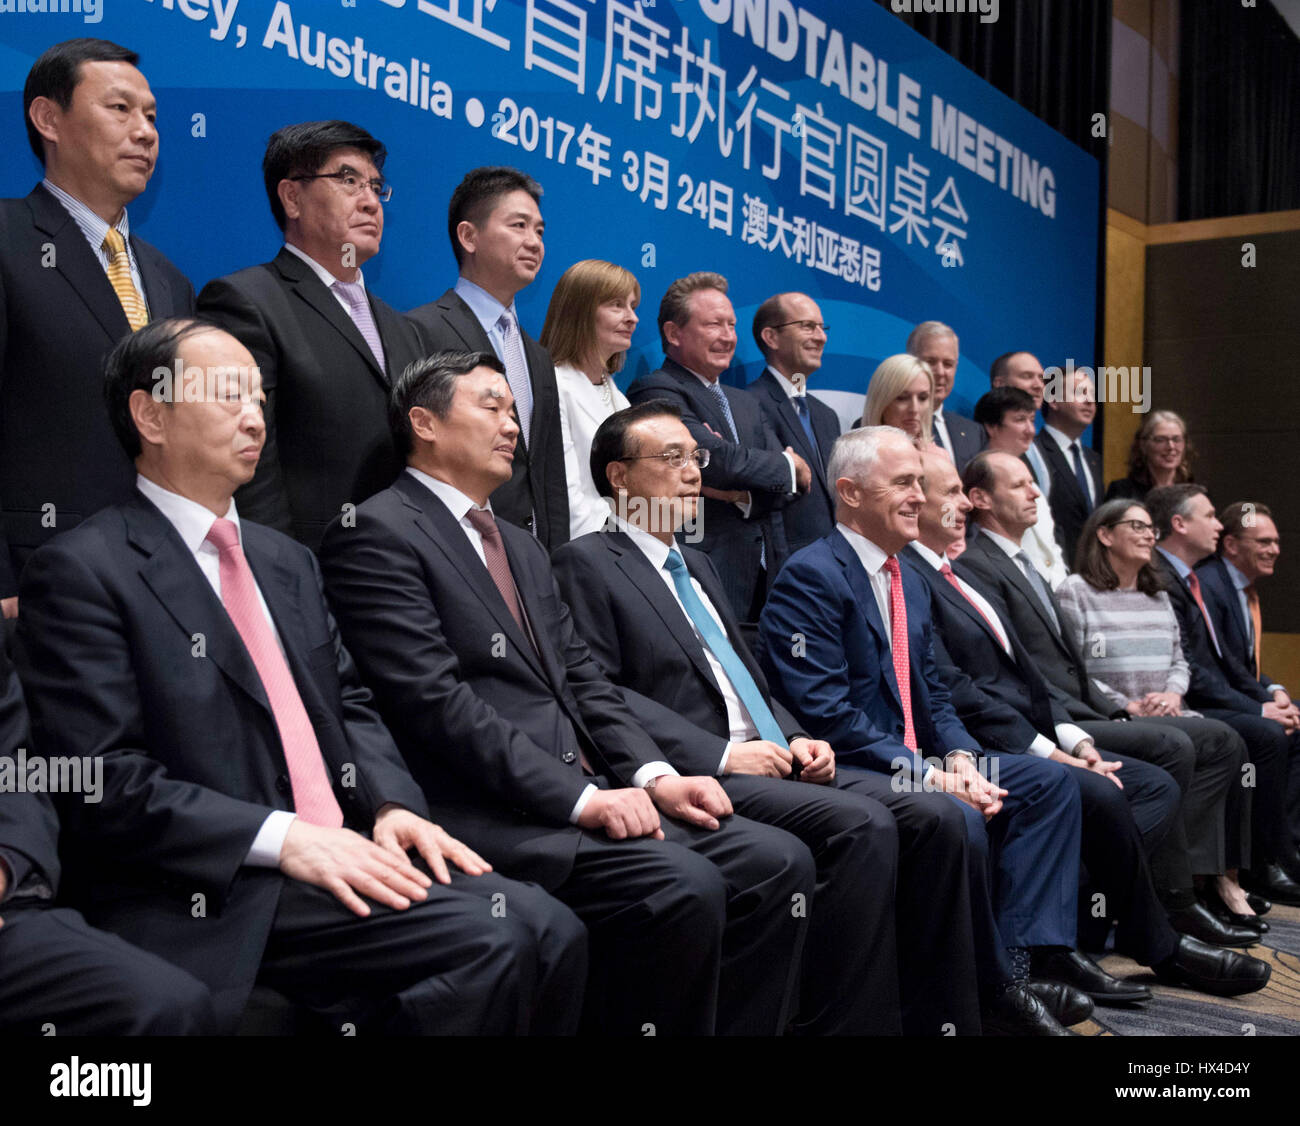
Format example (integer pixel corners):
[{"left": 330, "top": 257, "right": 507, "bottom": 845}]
[
  {"left": 1152, "top": 487, "right": 1300, "bottom": 907},
  {"left": 16, "top": 319, "right": 586, "bottom": 1035},
  {"left": 2, "top": 38, "right": 194, "bottom": 615},
  {"left": 1037, "top": 368, "right": 1102, "bottom": 567},
  {"left": 746, "top": 292, "right": 840, "bottom": 554},
  {"left": 906, "top": 321, "right": 983, "bottom": 471},
  {"left": 759, "top": 425, "right": 1097, "bottom": 1036},
  {"left": 956, "top": 452, "right": 1257, "bottom": 946},
  {"left": 406, "top": 167, "right": 568, "bottom": 547},
  {"left": 627, "top": 272, "right": 806, "bottom": 623},
  {"left": 198, "top": 120, "right": 426, "bottom": 552},
  {"left": 903, "top": 451, "right": 1266, "bottom": 998},
  {"left": 320, "top": 350, "right": 812, "bottom": 1036},
  {"left": 552, "top": 401, "right": 989, "bottom": 1035},
  {"left": 0, "top": 633, "right": 217, "bottom": 1034}
]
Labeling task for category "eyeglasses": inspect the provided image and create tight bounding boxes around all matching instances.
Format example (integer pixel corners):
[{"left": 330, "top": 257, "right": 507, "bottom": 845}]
[
  {"left": 620, "top": 448, "right": 711, "bottom": 470},
  {"left": 290, "top": 168, "right": 393, "bottom": 202},
  {"left": 773, "top": 320, "right": 829, "bottom": 334},
  {"left": 1145, "top": 435, "right": 1185, "bottom": 447},
  {"left": 1108, "top": 518, "right": 1155, "bottom": 536}
]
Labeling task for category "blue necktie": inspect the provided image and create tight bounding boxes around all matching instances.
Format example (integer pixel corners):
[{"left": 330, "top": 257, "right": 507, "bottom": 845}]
[
  {"left": 1069, "top": 442, "right": 1093, "bottom": 507},
  {"left": 663, "top": 549, "right": 786, "bottom": 744},
  {"left": 705, "top": 379, "right": 739, "bottom": 441},
  {"left": 794, "top": 395, "right": 821, "bottom": 462}
]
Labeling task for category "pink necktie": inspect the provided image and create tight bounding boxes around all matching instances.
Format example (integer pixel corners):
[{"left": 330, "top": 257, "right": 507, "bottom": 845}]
[
  {"left": 883, "top": 556, "right": 918, "bottom": 751},
  {"left": 940, "top": 562, "right": 1009, "bottom": 652},
  {"left": 333, "top": 280, "right": 386, "bottom": 372},
  {"left": 205, "top": 518, "right": 343, "bottom": 827}
]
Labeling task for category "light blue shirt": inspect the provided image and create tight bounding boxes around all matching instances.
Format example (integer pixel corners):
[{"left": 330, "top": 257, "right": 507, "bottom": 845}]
[
  {"left": 1222, "top": 557, "right": 1284, "bottom": 691},
  {"left": 42, "top": 177, "right": 147, "bottom": 308},
  {"left": 455, "top": 276, "right": 528, "bottom": 375}
]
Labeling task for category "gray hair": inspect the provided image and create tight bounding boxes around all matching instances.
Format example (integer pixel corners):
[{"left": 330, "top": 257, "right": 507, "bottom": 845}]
[
  {"left": 906, "top": 320, "right": 958, "bottom": 355},
  {"left": 827, "top": 425, "right": 912, "bottom": 485}
]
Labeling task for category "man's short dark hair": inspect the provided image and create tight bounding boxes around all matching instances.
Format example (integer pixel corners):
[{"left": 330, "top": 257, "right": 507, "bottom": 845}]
[
  {"left": 103, "top": 317, "right": 222, "bottom": 459},
  {"left": 974, "top": 385, "right": 1036, "bottom": 429},
  {"left": 589, "top": 400, "right": 684, "bottom": 500},
  {"left": 960, "top": 450, "right": 1000, "bottom": 506},
  {"left": 24, "top": 38, "right": 139, "bottom": 164},
  {"left": 446, "top": 166, "right": 543, "bottom": 267},
  {"left": 1147, "top": 483, "right": 1210, "bottom": 540},
  {"left": 989, "top": 350, "right": 1027, "bottom": 386},
  {"left": 389, "top": 350, "right": 505, "bottom": 458},
  {"left": 1219, "top": 500, "right": 1273, "bottom": 549},
  {"left": 751, "top": 293, "right": 788, "bottom": 356},
  {"left": 262, "top": 120, "right": 387, "bottom": 231}
]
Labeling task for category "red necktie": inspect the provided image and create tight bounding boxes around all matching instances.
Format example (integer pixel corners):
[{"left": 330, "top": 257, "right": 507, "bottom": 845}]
[
  {"left": 205, "top": 518, "right": 343, "bottom": 827},
  {"left": 883, "top": 557, "right": 918, "bottom": 751},
  {"left": 465, "top": 508, "right": 535, "bottom": 650},
  {"left": 1183, "top": 570, "right": 1221, "bottom": 656},
  {"left": 939, "top": 562, "right": 1008, "bottom": 652}
]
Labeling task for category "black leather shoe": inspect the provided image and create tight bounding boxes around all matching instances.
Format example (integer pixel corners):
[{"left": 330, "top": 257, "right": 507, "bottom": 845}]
[
  {"left": 982, "top": 982, "right": 1076, "bottom": 1036},
  {"left": 1028, "top": 979, "right": 1094, "bottom": 1026},
  {"left": 1241, "top": 864, "right": 1300, "bottom": 907},
  {"left": 1168, "top": 901, "right": 1260, "bottom": 947},
  {"left": 1201, "top": 886, "right": 1268, "bottom": 934},
  {"left": 1033, "top": 948, "right": 1152, "bottom": 1005},
  {"left": 1154, "top": 936, "right": 1271, "bottom": 997},
  {"left": 1246, "top": 893, "right": 1272, "bottom": 916}
]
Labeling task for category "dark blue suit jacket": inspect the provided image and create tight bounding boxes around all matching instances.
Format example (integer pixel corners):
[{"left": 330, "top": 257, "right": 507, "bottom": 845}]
[
  {"left": 627, "top": 358, "right": 793, "bottom": 620},
  {"left": 15, "top": 491, "right": 426, "bottom": 1027},
  {"left": 934, "top": 408, "right": 984, "bottom": 473},
  {"left": 758, "top": 529, "right": 979, "bottom": 782},
  {"left": 1194, "top": 555, "right": 1277, "bottom": 695},
  {"left": 1036, "top": 429, "right": 1102, "bottom": 567},
  {"left": 746, "top": 370, "right": 840, "bottom": 553}
]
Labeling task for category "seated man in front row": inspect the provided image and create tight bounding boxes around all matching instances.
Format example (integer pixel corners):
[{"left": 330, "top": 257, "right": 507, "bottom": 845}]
[
  {"left": 319, "top": 350, "right": 813, "bottom": 1037},
  {"left": 16, "top": 318, "right": 586, "bottom": 1035}
]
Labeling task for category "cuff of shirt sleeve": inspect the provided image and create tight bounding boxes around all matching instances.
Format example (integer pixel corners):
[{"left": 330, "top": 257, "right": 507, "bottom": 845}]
[
  {"left": 245, "top": 809, "right": 298, "bottom": 867},
  {"left": 1028, "top": 734, "right": 1056, "bottom": 758},
  {"left": 719, "top": 744, "right": 734, "bottom": 775},
  {"left": 1054, "top": 724, "right": 1091, "bottom": 754},
  {"left": 631, "top": 762, "right": 679, "bottom": 789},
  {"left": 1268, "top": 684, "right": 1286, "bottom": 694},
  {"left": 782, "top": 450, "right": 798, "bottom": 493}
]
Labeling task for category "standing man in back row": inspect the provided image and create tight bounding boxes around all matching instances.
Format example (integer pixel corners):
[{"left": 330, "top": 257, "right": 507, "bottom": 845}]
[
  {"left": 407, "top": 166, "right": 569, "bottom": 548},
  {"left": 2, "top": 37, "right": 195, "bottom": 616},
  {"left": 906, "top": 321, "right": 983, "bottom": 472}
]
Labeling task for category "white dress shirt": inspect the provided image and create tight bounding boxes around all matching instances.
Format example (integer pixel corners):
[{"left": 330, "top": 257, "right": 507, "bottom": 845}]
[
  {"left": 931, "top": 405, "right": 953, "bottom": 457},
  {"left": 616, "top": 518, "right": 760, "bottom": 774},
  {"left": 555, "top": 362, "right": 629, "bottom": 539},
  {"left": 405, "top": 469, "right": 677, "bottom": 816},
  {"left": 910, "top": 540, "right": 1090, "bottom": 755},
  {"left": 43, "top": 178, "right": 147, "bottom": 308},
  {"left": 1025, "top": 439, "right": 1052, "bottom": 500},
  {"left": 135, "top": 474, "right": 297, "bottom": 866}
]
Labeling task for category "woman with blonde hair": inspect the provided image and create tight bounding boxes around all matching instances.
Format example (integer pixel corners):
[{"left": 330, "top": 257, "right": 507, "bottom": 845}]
[
  {"left": 860, "top": 353, "right": 936, "bottom": 450},
  {"left": 539, "top": 259, "right": 639, "bottom": 538}
]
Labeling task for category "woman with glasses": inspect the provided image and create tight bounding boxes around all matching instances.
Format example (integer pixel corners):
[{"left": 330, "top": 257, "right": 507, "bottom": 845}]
[
  {"left": 1056, "top": 499, "right": 1262, "bottom": 934},
  {"left": 540, "top": 260, "right": 638, "bottom": 537},
  {"left": 859, "top": 354, "right": 936, "bottom": 451},
  {"left": 1105, "top": 410, "right": 1196, "bottom": 502}
]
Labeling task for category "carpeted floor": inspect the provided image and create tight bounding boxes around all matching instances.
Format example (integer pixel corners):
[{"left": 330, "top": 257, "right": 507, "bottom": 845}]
[{"left": 1070, "top": 903, "right": 1300, "bottom": 1035}]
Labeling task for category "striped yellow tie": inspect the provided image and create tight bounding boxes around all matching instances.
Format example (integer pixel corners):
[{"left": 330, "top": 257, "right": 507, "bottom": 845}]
[{"left": 102, "top": 228, "right": 148, "bottom": 331}]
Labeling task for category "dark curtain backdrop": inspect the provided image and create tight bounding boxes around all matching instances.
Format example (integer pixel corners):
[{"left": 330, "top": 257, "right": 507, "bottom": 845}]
[{"left": 1179, "top": 0, "right": 1300, "bottom": 220}]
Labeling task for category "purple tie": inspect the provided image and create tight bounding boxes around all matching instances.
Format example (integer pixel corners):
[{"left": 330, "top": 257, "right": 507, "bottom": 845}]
[{"left": 333, "top": 280, "right": 386, "bottom": 372}]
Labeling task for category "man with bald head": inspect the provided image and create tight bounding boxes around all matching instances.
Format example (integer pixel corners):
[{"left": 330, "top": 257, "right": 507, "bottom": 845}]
[
  {"left": 747, "top": 292, "right": 841, "bottom": 552},
  {"left": 906, "top": 321, "right": 982, "bottom": 471}
]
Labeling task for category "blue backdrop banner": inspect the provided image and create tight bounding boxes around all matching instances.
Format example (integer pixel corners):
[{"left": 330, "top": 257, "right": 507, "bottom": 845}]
[{"left": 1, "top": 0, "right": 1098, "bottom": 424}]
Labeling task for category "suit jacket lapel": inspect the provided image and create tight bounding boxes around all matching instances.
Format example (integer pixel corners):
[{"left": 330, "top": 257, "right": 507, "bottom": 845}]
[
  {"left": 393, "top": 475, "right": 548, "bottom": 682},
  {"left": 132, "top": 239, "right": 177, "bottom": 319},
  {"left": 272, "top": 248, "right": 389, "bottom": 390},
  {"left": 28, "top": 186, "right": 130, "bottom": 341},
  {"left": 663, "top": 357, "right": 732, "bottom": 440},
  {"left": 126, "top": 494, "right": 273, "bottom": 715},
  {"left": 830, "top": 530, "right": 902, "bottom": 713}
]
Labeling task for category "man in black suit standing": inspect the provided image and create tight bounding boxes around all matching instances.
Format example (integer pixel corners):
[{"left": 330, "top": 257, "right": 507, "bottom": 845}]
[
  {"left": 320, "top": 350, "right": 812, "bottom": 1036},
  {"left": 406, "top": 167, "right": 568, "bottom": 547},
  {"left": 906, "top": 321, "right": 983, "bottom": 471},
  {"left": 746, "top": 292, "right": 840, "bottom": 554},
  {"left": 198, "top": 120, "right": 426, "bottom": 552},
  {"left": 16, "top": 319, "right": 586, "bottom": 1034},
  {"left": 1037, "top": 368, "right": 1102, "bottom": 567},
  {"left": 1150, "top": 485, "right": 1300, "bottom": 908},
  {"left": 0, "top": 633, "right": 216, "bottom": 1034},
  {"left": 627, "top": 272, "right": 807, "bottom": 623},
  {"left": 2, "top": 38, "right": 195, "bottom": 616},
  {"left": 552, "top": 401, "right": 985, "bottom": 1035}
]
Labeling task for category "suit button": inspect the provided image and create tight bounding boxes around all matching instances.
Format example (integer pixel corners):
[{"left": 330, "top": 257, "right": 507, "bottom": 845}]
[
  {"left": 275, "top": 774, "right": 291, "bottom": 795},
  {"left": 561, "top": 750, "right": 577, "bottom": 765}
]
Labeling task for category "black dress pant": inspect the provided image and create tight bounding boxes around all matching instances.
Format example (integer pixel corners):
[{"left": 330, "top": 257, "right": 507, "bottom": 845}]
[
  {"left": 1203, "top": 709, "right": 1296, "bottom": 867},
  {"left": 259, "top": 868, "right": 587, "bottom": 1036},
  {"left": 837, "top": 767, "right": 983, "bottom": 1035},
  {"left": 0, "top": 903, "right": 215, "bottom": 1035}
]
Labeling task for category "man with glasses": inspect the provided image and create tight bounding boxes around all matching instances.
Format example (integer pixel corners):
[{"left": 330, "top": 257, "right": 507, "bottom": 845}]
[
  {"left": 628, "top": 272, "right": 808, "bottom": 624},
  {"left": 747, "top": 292, "right": 842, "bottom": 553},
  {"left": 199, "top": 120, "right": 424, "bottom": 551}
]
